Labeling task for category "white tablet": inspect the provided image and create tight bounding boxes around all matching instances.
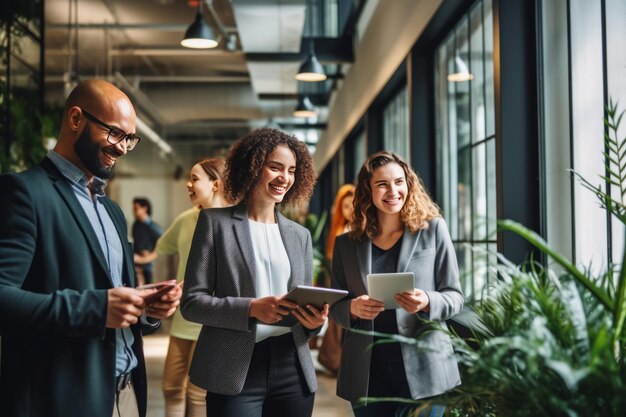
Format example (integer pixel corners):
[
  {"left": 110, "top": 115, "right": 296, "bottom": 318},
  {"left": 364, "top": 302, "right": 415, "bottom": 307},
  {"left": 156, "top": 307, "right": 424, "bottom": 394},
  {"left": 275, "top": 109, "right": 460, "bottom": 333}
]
[{"left": 366, "top": 272, "right": 415, "bottom": 309}]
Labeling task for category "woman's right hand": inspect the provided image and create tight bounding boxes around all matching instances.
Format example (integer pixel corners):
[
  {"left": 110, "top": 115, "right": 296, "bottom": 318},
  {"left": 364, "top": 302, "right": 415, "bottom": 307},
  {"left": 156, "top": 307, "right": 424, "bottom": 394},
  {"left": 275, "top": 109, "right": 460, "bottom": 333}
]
[
  {"left": 249, "top": 296, "right": 298, "bottom": 324},
  {"left": 349, "top": 295, "right": 385, "bottom": 320}
]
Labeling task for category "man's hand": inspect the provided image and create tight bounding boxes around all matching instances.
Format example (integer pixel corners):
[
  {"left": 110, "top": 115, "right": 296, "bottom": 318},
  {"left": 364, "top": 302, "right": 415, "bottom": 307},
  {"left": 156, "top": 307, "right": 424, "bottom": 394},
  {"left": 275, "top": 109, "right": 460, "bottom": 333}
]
[
  {"left": 291, "top": 304, "right": 329, "bottom": 329},
  {"left": 249, "top": 296, "right": 298, "bottom": 324},
  {"left": 394, "top": 288, "right": 430, "bottom": 314},
  {"left": 144, "top": 284, "right": 182, "bottom": 319},
  {"left": 349, "top": 295, "right": 385, "bottom": 320},
  {"left": 107, "top": 287, "right": 148, "bottom": 328}
]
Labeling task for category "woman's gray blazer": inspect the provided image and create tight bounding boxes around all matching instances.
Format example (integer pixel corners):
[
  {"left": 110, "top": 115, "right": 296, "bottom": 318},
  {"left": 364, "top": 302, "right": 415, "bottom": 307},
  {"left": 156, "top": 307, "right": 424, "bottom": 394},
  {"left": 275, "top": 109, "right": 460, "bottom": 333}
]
[
  {"left": 330, "top": 217, "right": 463, "bottom": 403},
  {"left": 181, "top": 203, "right": 318, "bottom": 395}
]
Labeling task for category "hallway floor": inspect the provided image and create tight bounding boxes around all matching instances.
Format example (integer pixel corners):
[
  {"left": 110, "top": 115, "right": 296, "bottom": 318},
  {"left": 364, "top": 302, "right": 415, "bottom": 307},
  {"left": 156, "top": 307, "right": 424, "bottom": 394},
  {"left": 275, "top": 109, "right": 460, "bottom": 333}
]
[{"left": 143, "top": 331, "right": 353, "bottom": 417}]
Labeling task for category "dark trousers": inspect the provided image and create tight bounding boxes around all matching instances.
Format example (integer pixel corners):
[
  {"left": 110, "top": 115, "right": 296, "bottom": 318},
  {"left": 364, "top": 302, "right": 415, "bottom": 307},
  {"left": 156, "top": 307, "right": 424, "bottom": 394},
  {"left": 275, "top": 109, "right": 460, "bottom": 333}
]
[
  {"left": 205, "top": 333, "right": 314, "bottom": 417},
  {"left": 353, "top": 351, "right": 444, "bottom": 417}
]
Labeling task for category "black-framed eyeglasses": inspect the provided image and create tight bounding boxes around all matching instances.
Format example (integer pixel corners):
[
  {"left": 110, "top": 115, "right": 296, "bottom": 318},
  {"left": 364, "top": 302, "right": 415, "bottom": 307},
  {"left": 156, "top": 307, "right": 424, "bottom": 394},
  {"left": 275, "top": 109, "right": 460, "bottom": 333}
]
[{"left": 81, "top": 108, "right": 142, "bottom": 151}]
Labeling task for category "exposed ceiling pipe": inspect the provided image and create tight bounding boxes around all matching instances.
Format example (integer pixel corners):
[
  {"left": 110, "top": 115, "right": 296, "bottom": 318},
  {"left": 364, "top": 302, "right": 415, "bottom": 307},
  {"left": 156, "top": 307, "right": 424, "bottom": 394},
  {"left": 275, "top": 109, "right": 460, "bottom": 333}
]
[
  {"left": 113, "top": 72, "right": 167, "bottom": 128},
  {"left": 135, "top": 117, "right": 173, "bottom": 155},
  {"left": 46, "top": 48, "right": 243, "bottom": 57},
  {"left": 204, "top": 0, "right": 231, "bottom": 40},
  {"left": 100, "top": 0, "right": 160, "bottom": 75},
  {"left": 47, "top": 22, "right": 237, "bottom": 32},
  {"left": 45, "top": 75, "right": 250, "bottom": 83}
]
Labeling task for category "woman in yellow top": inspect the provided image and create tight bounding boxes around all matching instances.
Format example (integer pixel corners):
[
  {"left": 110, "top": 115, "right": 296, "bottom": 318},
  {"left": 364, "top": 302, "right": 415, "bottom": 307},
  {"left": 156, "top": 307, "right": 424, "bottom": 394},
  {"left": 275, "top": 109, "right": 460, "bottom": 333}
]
[{"left": 156, "top": 158, "right": 229, "bottom": 417}]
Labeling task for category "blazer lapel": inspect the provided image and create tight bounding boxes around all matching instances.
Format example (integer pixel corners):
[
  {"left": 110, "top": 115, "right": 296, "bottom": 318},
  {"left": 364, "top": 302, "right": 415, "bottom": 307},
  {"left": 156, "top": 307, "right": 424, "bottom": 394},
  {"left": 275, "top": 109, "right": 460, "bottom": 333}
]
[
  {"left": 276, "top": 212, "right": 299, "bottom": 290},
  {"left": 231, "top": 204, "right": 257, "bottom": 294},
  {"left": 397, "top": 227, "right": 421, "bottom": 272},
  {"left": 355, "top": 238, "right": 371, "bottom": 293},
  {"left": 43, "top": 159, "right": 111, "bottom": 282}
]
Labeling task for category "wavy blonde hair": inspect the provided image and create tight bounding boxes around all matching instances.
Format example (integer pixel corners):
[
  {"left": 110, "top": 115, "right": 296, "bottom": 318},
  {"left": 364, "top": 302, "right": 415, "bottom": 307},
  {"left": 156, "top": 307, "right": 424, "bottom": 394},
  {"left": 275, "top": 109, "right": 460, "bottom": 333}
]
[{"left": 349, "top": 151, "right": 440, "bottom": 241}]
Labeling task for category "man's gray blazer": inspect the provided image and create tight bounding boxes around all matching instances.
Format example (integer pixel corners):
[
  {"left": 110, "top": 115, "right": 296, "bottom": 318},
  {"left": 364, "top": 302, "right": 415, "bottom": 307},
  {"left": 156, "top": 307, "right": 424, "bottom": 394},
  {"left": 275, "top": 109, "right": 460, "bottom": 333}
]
[
  {"left": 181, "top": 203, "right": 318, "bottom": 396},
  {"left": 330, "top": 217, "right": 463, "bottom": 403}
]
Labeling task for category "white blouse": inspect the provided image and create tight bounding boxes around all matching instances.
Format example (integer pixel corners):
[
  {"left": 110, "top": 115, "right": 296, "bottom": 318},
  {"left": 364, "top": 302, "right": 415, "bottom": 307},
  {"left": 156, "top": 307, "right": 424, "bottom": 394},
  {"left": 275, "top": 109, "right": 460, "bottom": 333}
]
[{"left": 248, "top": 219, "right": 292, "bottom": 342}]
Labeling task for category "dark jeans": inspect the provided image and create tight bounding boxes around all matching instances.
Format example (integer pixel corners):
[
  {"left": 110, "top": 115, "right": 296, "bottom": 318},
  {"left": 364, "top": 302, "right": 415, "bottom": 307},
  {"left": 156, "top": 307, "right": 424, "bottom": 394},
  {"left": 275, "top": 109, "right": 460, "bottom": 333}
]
[
  {"left": 353, "top": 354, "right": 445, "bottom": 417},
  {"left": 205, "top": 333, "right": 314, "bottom": 417}
]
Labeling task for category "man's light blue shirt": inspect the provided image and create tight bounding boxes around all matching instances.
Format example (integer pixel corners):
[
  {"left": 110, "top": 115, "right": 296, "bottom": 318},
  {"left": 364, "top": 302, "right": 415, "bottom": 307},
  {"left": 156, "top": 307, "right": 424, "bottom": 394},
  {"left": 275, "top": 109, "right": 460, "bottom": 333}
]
[{"left": 47, "top": 150, "right": 137, "bottom": 376}]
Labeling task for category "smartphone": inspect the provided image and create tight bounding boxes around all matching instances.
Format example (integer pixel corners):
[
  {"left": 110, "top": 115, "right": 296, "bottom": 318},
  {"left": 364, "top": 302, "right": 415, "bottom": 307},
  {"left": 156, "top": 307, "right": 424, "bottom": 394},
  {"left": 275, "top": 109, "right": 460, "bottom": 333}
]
[{"left": 137, "top": 279, "right": 178, "bottom": 303}]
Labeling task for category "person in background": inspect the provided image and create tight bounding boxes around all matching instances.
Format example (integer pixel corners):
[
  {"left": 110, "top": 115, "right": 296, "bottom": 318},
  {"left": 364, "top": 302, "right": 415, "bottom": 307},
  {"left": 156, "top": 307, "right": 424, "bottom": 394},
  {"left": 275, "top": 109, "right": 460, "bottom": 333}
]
[
  {"left": 156, "top": 158, "right": 229, "bottom": 417},
  {"left": 182, "top": 128, "right": 328, "bottom": 417},
  {"left": 318, "top": 183, "right": 356, "bottom": 374},
  {"left": 325, "top": 183, "right": 356, "bottom": 261},
  {"left": 330, "top": 151, "right": 463, "bottom": 417},
  {"left": 132, "top": 197, "right": 163, "bottom": 286},
  {"left": 0, "top": 79, "right": 181, "bottom": 417}
]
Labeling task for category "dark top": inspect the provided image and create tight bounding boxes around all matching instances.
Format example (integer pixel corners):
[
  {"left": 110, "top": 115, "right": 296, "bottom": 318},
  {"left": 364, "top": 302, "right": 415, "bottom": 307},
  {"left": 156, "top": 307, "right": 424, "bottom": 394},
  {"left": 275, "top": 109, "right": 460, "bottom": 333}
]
[
  {"left": 371, "top": 237, "right": 403, "bottom": 359},
  {"left": 132, "top": 219, "right": 162, "bottom": 270}
]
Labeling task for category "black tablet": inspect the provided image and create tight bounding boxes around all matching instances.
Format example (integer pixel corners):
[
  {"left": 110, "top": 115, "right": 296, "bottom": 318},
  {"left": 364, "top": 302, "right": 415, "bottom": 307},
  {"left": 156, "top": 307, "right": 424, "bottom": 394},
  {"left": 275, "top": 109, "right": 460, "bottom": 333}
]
[{"left": 283, "top": 285, "right": 349, "bottom": 310}]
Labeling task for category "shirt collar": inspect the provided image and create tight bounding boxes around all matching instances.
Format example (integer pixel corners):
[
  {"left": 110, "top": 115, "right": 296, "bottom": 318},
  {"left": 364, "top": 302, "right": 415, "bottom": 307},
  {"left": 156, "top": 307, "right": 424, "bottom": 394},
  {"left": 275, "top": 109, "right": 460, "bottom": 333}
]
[{"left": 47, "top": 150, "right": 107, "bottom": 195}]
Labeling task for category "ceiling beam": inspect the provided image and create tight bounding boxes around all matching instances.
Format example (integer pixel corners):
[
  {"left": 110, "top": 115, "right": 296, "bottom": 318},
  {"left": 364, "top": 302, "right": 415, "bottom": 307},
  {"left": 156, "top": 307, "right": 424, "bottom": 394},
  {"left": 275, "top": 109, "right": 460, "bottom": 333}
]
[
  {"left": 258, "top": 93, "right": 328, "bottom": 106},
  {"left": 246, "top": 36, "right": 353, "bottom": 63},
  {"left": 47, "top": 22, "right": 237, "bottom": 32}
]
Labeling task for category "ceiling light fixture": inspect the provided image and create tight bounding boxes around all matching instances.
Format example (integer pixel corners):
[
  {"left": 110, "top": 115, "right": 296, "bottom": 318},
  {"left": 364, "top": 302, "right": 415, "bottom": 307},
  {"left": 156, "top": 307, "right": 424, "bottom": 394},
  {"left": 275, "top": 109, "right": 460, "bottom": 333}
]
[
  {"left": 181, "top": 2, "right": 218, "bottom": 49},
  {"left": 447, "top": 55, "right": 474, "bottom": 82},
  {"left": 295, "top": 0, "right": 327, "bottom": 82},
  {"left": 293, "top": 95, "right": 317, "bottom": 118}
]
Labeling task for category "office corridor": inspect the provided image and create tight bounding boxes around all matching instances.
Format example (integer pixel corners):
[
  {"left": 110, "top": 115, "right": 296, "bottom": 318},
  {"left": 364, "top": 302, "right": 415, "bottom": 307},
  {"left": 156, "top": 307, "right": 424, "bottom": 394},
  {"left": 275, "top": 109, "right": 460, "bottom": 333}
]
[{"left": 143, "top": 328, "right": 353, "bottom": 417}]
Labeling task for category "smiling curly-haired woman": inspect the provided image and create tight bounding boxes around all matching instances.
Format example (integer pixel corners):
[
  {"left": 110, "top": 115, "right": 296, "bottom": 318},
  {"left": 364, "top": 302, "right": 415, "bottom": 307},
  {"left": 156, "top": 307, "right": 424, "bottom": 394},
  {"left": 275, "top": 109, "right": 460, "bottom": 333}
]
[
  {"left": 224, "top": 128, "right": 316, "bottom": 207},
  {"left": 182, "top": 128, "right": 326, "bottom": 417}
]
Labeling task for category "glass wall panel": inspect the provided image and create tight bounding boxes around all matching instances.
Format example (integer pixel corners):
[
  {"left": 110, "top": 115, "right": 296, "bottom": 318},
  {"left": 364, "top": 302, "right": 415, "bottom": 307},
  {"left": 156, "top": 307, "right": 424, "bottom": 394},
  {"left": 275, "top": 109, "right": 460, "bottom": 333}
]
[
  {"left": 383, "top": 85, "right": 409, "bottom": 161},
  {"left": 484, "top": 0, "right": 495, "bottom": 138},
  {"left": 354, "top": 130, "right": 366, "bottom": 178},
  {"left": 606, "top": 0, "right": 626, "bottom": 264},
  {"left": 435, "top": 0, "right": 496, "bottom": 300},
  {"left": 472, "top": 143, "right": 487, "bottom": 241}
]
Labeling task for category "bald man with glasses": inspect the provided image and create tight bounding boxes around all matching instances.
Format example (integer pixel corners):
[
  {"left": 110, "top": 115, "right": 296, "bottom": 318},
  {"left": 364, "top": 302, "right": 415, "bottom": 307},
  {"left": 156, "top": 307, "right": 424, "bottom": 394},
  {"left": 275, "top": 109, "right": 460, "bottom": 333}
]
[{"left": 0, "top": 79, "right": 182, "bottom": 417}]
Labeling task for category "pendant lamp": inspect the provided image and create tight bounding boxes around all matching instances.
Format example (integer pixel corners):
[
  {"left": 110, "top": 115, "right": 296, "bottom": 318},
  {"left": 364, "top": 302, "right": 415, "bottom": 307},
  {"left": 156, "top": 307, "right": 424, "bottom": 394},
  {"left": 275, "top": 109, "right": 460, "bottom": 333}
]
[
  {"left": 293, "top": 95, "right": 317, "bottom": 118},
  {"left": 181, "top": 2, "right": 218, "bottom": 49},
  {"left": 447, "top": 55, "right": 474, "bottom": 82},
  {"left": 295, "top": 0, "right": 327, "bottom": 82}
]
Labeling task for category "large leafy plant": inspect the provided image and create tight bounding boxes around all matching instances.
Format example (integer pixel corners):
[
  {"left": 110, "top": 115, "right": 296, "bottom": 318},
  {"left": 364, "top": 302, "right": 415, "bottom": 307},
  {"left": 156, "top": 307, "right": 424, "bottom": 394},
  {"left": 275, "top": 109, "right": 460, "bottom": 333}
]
[{"left": 413, "top": 100, "right": 626, "bottom": 417}]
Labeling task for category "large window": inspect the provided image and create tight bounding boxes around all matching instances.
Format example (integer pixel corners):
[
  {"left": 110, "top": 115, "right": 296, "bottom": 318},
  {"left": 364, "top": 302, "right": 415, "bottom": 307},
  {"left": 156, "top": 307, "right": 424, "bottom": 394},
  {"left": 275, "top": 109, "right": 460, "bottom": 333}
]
[
  {"left": 435, "top": 0, "right": 495, "bottom": 300},
  {"left": 542, "top": 0, "right": 626, "bottom": 269},
  {"left": 383, "top": 85, "right": 410, "bottom": 161}
]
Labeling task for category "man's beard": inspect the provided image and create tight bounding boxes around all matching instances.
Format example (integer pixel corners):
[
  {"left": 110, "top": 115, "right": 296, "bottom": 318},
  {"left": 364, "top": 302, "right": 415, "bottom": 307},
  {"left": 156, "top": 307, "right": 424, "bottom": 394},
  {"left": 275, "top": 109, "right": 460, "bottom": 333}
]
[{"left": 74, "top": 128, "right": 115, "bottom": 179}]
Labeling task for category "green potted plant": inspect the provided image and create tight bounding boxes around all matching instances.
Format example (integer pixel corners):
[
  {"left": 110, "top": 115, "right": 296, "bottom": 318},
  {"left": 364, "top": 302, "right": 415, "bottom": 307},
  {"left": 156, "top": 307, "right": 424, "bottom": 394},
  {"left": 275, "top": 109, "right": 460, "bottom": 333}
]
[{"left": 424, "top": 99, "right": 626, "bottom": 417}]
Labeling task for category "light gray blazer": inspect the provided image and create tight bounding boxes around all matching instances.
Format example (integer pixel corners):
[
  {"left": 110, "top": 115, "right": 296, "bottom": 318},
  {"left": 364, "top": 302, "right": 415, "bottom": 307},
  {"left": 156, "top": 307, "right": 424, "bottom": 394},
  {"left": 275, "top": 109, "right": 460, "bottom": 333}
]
[
  {"left": 181, "top": 203, "right": 318, "bottom": 395},
  {"left": 330, "top": 217, "right": 463, "bottom": 403}
]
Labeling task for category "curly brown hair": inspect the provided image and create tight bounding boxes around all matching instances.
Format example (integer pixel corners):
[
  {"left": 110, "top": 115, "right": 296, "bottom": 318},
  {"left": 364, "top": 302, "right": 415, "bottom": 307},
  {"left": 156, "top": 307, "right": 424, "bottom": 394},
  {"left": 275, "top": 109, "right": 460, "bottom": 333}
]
[
  {"left": 349, "top": 151, "right": 440, "bottom": 241},
  {"left": 224, "top": 128, "right": 317, "bottom": 207}
]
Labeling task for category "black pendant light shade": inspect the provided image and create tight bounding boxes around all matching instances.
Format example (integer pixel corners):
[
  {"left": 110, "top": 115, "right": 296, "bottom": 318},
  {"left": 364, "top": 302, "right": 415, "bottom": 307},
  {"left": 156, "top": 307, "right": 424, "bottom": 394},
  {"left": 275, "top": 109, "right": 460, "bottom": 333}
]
[
  {"left": 295, "top": 0, "right": 327, "bottom": 82},
  {"left": 181, "top": 10, "right": 218, "bottom": 49},
  {"left": 293, "top": 95, "right": 317, "bottom": 118},
  {"left": 296, "top": 52, "right": 327, "bottom": 82}
]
